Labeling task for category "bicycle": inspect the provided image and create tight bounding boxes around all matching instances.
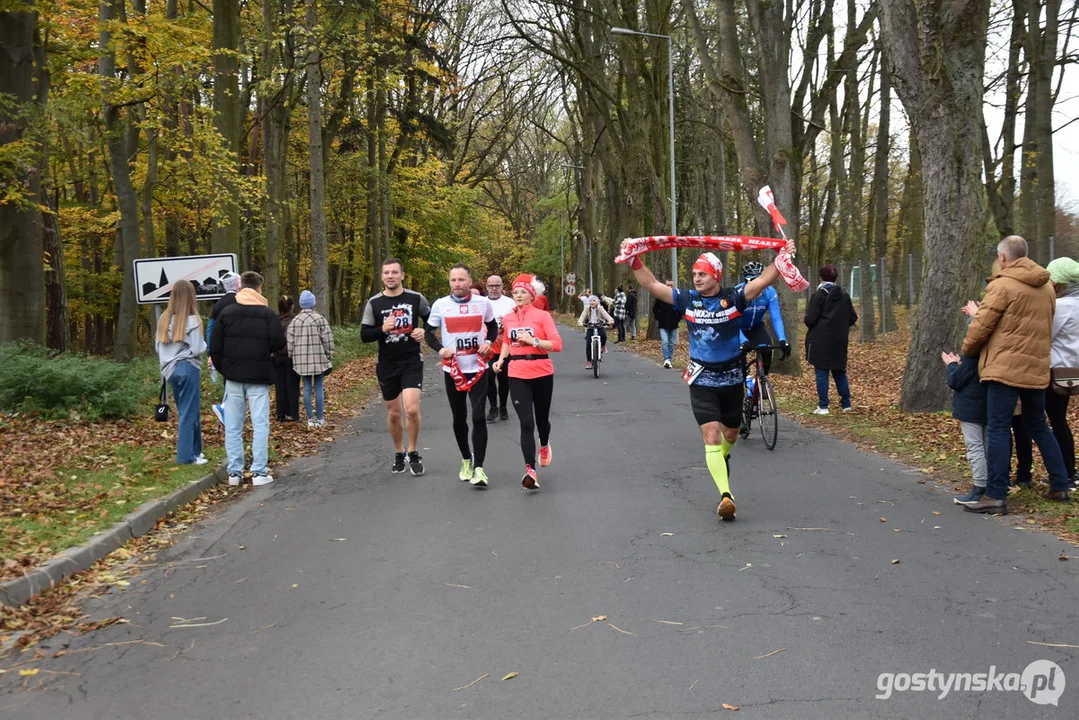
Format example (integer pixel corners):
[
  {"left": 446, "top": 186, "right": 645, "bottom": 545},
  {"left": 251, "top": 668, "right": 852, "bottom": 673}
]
[
  {"left": 740, "top": 345, "right": 783, "bottom": 450},
  {"left": 582, "top": 322, "right": 611, "bottom": 378}
]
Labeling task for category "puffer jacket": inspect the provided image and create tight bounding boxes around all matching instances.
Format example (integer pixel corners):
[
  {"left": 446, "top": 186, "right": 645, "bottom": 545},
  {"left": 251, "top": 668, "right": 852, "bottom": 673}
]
[{"left": 962, "top": 257, "right": 1056, "bottom": 389}]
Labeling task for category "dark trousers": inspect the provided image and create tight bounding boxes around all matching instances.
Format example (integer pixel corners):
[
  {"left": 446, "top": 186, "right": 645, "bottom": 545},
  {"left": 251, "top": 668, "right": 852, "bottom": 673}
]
[
  {"left": 486, "top": 362, "right": 510, "bottom": 412},
  {"left": 985, "top": 382, "right": 1069, "bottom": 499},
  {"left": 509, "top": 374, "right": 554, "bottom": 467},
  {"left": 445, "top": 370, "right": 489, "bottom": 467},
  {"left": 1011, "top": 414, "right": 1032, "bottom": 483},
  {"left": 585, "top": 327, "right": 607, "bottom": 362},
  {"left": 614, "top": 318, "right": 626, "bottom": 342},
  {"left": 273, "top": 355, "right": 300, "bottom": 420},
  {"left": 1045, "top": 390, "right": 1075, "bottom": 478}
]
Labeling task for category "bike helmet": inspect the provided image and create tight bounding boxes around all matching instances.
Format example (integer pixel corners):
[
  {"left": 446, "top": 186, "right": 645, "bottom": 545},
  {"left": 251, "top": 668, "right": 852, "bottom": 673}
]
[{"left": 741, "top": 261, "right": 765, "bottom": 280}]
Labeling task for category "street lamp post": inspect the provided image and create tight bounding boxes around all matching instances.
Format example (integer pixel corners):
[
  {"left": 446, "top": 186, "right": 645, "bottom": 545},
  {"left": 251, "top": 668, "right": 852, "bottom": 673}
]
[
  {"left": 559, "top": 162, "right": 585, "bottom": 302},
  {"left": 611, "top": 26, "right": 677, "bottom": 285}
]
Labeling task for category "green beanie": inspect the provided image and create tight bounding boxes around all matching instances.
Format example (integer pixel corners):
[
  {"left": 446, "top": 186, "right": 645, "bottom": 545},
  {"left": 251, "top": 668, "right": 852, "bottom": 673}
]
[{"left": 1047, "top": 257, "right": 1079, "bottom": 285}]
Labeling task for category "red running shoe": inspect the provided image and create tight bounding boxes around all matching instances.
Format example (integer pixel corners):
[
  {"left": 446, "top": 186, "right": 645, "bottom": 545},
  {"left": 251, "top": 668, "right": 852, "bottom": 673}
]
[
  {"left": 538, "top": 443, "right": 553, "bottom": 467},
  {"left": 521, "top": 465, "right": 539, "bottom": 490}
]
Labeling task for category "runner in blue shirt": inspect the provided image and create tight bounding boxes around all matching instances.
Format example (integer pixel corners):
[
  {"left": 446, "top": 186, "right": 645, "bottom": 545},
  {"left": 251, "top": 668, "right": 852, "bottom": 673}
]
[
  {"left": 630, "top": 242, "right": 794, "bottom": 520},
  {"left": 735, "top": 261, "right": 791, "bottom": 375}
]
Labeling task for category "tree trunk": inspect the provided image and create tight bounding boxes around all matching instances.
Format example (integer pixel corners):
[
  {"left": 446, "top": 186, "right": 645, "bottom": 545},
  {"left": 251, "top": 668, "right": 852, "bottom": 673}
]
[
  {"left": 849, "top": 42, "right": 875, "bottom": 343},
  {"left": 306, "top": 0, "right": 329, "bottom": 304},
  {"left": 881, "top": 0, "right": 991, "bottom": 412},
  {"left": 36, "top": 26, "right": 68, "bottom": 351},
  {"left": 0, "top": 0, "right": 45, "bottom": 345},
  {"left": 261, "top": 0, "right": 293, "bottom": 305},
  {"left": 1029, "top": 0, "right": 1060, "bottom": 263},
  {"left": 211, "top": 0, "right": 241, "bottom": 255},
  {"left": 100, "top": 0, "right": 141, "bottom": 360},
  {"left": 870, "top": 47, "right": 893, "bottom": 333}
]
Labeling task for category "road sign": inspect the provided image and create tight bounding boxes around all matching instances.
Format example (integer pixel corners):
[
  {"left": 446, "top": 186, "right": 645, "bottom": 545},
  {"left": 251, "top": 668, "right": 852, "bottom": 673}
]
[
  {"left": 134, "top": 253, "right": 238, "bottom": 305},
  {"left": 565, "top": 284, "right": 576, "bottom": 296},
  {"left": 566, "top": 272, "right": 576, "bottom": 283}
]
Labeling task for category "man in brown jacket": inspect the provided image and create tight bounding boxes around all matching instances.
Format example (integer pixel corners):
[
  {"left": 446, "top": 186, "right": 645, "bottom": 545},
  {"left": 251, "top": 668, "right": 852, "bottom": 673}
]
[{"left": 960, "top": 235, "right": 1071, "bottom": 513}]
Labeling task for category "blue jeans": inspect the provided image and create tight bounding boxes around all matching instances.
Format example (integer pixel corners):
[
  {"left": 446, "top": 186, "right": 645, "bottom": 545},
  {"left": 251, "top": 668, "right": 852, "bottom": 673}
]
[
  {"left": 168, "top": 362, "right": 203, "bottom": 464},
  {"left": 814, "top": 367, "right": 851, "bottom": 409},
  {"left": 302, "top": 373, "right": 325, "bottom": 421},
  {"left": 985, "top": 382, "right": 1069, "bottom": 499},
  {"left": 659, "top": 328, "right": 678, "bottom": 362},
  {"left": 224, "top": 380, "right": 271, "bottom": 476}
]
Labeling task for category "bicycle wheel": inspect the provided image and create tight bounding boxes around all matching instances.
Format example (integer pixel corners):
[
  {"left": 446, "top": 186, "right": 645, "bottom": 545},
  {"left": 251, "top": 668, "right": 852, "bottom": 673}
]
[
  {"left": 758, "top": 375, "right": 778, "bottom": 450},
  {"left": 592, "top": 336, "right": 601, "bottom": 378}
]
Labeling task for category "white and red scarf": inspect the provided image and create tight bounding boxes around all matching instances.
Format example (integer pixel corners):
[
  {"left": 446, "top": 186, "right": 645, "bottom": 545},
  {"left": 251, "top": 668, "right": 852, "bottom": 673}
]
[
  {"left": 613, "top": 185, "right": 809, "bottom": 293},
  {"left": 443, "top": 354, "right": 489, "bottom": 392}
]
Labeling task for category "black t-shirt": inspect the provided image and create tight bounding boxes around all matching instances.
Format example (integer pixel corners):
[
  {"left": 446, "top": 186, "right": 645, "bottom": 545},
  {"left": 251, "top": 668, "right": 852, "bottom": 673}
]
[{"left": 361, "top": 289, "right": 431, "bottom": 365}]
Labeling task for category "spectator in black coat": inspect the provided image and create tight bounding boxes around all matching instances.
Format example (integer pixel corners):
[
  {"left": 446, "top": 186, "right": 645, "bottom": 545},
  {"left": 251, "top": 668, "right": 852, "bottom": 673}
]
[
  {"left": 652, "top": 278, "right": 681, "bottom": 368},
  {"left": 804, "top": 264, "right": 858, "bottom": 414},
  {"left": 625, "top": 285, "right": 639, "bottom": 340},
  {"left": 209, "top": 271, "right": 286, "bottom": 487}
]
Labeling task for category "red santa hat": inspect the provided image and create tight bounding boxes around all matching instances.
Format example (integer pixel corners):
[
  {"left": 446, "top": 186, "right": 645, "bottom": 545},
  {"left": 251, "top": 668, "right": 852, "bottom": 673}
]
[{"left": 511, "top": 274, "right": 545, "bottom": 299}]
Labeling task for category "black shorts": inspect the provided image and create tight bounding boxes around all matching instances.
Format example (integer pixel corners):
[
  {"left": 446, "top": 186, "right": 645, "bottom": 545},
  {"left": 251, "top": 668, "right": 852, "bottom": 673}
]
[
  {"left": 689, "top": 383, "right": 744, "bottom": 429},
  {"left": 377, "top": 358, "right": 424, "bottom": 401}
]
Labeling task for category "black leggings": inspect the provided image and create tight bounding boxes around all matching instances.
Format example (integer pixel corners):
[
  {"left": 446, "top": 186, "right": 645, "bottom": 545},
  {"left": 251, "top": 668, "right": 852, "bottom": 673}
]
[
  {"left": 743, "top": 324, "right": 774, "bottom": 374},
  {"left": 1045, "top": 390, "right": 1075, "bottom": 477},
  {"left": 444, "top": 371, "right": 489, "bottom": 467},
  {"left": 1012, "top": 414, "right": 1033, "bottom": 483},
  {"left": 509, "top": 374, "right": 554, "bottom": 467},
  {"left": 486, "top": 363, "right": 510, "bottom": 411}
]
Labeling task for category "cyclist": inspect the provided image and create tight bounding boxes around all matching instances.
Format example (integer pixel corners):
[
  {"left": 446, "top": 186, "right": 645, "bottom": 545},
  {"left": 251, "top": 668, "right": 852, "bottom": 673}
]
[
  {"left": 577, "top": 295, "right": 614, "bottom": 370},
  {"left": 426, "top": 264, "right": 498, "bottom": 487},
  {"left": 360, "top": 257, "right": 431, "bottom": 475},
  {"left": 736, "top": 261, "right": 791, "bottom": 374},
  {"left": 630, "top": 243, "right": 795, "bottom": 521}
]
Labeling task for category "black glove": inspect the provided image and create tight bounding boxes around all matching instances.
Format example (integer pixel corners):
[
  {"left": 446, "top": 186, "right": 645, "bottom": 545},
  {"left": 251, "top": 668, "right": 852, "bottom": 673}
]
[
  {"left": 740, "top": 340, "right": 754, "bottom": 355},
  {"left": 779, "top": 340, "right": 791, "bottom": 360}
]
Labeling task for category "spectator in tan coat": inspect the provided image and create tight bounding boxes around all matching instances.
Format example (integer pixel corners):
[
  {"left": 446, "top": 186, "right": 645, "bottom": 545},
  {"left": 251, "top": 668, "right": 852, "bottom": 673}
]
[{"left": 960, "top": 235, "right": 1072, "bottom": 513}]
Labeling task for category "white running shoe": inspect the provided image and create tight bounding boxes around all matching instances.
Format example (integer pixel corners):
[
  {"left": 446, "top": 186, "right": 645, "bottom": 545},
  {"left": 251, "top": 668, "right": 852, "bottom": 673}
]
[
  {"left": 252, "top": 474, "right": 274, "bottom": 486},
  {"left": 812, "top": 407, "right": 830, "bottom": 415}
]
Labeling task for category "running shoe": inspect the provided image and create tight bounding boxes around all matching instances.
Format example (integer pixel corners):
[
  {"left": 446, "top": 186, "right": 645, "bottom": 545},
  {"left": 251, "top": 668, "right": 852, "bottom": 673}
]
[
  {"left": 459, "top": 458, "right": 474, "bottom": 482},
  {"left": 499, "top": 407, "right": 509, "bottom": 421},
  {"left": 953, "top": 486, "right": 986, "bottom": 505},
  {"left": 471, "top": 467, "right": 489, "bottom": 487},
  {"left": 409, "top": 452, "right": 425, "bottom": 476},
  {"left": 538, "top": 443, "right": 553, "bottom": 468},
  {"left": 486, "top": 406, "right": 499, "bottom": 422},
  {"left": 391, "top": 452, "right": 406, "bottom": 474},
  {"left": 227, "top": 473, "right": 243, "bottom": 487},
  {"left": 585, "top": 361, "right": 593, "bottom": 370},
  {"left": 521, "top": 465, "right": 539, "bottom": 490},
  {"left": 716, "top": 493, "right": 736, "bottom": 521},
  {"left": 252, "top": 473, "right": 274, "bottom": 487},
  {"left": 212, "top": 403, "right": 225, "bottom": 425}
]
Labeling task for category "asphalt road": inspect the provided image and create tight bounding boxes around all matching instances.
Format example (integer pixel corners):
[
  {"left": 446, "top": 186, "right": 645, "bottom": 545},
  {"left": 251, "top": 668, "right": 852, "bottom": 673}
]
[{"left": 2, "top": 329, "right": 1077, "bottom": 719}]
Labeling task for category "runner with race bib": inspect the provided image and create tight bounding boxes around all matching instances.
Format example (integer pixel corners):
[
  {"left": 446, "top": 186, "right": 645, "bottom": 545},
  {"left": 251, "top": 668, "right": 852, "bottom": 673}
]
[{"left": 426, "top": 264, "right": 498, "bottom": 487}]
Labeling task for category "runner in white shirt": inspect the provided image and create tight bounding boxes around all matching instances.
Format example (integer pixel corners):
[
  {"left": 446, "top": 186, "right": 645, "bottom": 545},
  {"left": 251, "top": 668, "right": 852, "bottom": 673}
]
[
  {"left": 485, "top": 275, "right": 516, "bottom": 422},
  {"left": 426, "top": 264, "right": 499, "bottom": 486}
]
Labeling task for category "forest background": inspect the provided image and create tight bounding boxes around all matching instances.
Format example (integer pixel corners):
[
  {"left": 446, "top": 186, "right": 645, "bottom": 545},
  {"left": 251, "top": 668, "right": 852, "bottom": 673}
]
[{"left": 1, "top": 0, "right": 1077, "bottom": 413}]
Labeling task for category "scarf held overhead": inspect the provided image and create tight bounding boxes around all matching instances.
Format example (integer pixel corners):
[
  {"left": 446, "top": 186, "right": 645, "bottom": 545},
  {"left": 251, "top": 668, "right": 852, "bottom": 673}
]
[{"left": 614, "top": 236, "right": 809, "bottom": 293}]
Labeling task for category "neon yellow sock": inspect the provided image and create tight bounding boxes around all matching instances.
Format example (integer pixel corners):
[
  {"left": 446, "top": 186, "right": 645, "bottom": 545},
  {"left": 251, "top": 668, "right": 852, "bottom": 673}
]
[
  {"left": 705, "top": 445, "right": 732, "bottom": 497},
  {"left": 720, "top": 434, "right": 734, "bottom": 458}
]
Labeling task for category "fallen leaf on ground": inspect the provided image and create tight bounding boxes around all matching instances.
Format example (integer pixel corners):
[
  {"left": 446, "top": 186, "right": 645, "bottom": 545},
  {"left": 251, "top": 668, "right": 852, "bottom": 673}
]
[
  {"left": 891, "top": 559, "right": 901, "bottom": 564},
  {"left": 721, "top": 703, "right": 740, "bottom": 711},
  {"left": 660, "top": 532, "right": 673, "bottom": 537},
  {"left": 932, "top": 511, "right": 943, "bottom": 516},
  {"left": 19, "top": 669, "right": 39, "bottom": 677},
  {"left": 501, "top": 672, "right": 518, "bottom": 681}
]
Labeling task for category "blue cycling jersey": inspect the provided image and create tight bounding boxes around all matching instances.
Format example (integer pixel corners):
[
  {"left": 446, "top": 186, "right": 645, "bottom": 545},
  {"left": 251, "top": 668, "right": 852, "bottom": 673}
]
[
  {"left": 672, "top": 286, "right": 747, "bottom": 387},
  {"left": 736, "top": 283, "right": 786, "bottom": 341}
]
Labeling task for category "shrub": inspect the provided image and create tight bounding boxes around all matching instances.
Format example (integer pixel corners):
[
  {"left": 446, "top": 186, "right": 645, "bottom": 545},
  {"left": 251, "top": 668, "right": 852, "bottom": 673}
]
[{"left": 0, "top": 342, "right": 148, "bottom": 420}]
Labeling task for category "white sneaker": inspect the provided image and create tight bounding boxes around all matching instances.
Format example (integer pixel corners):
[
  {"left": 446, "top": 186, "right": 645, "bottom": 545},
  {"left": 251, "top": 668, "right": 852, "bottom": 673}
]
[
  {"left": 316, "top": 418, "right": 325, "bottom": 427},
  {"left": 307, "top": 419, "right": 317, "bottom": 428},
  {"left": 812, "top": 407, "right": 830, "bottom": 415},
  {"left": 252, "top": 473, "right": 274, "bottom": 486},
  {"left": 842, "top": 406, "right": 853, "bottom": 413},
  {"left": 193, "top": 455, "right": 209, "bottom": 466},
  {"left": 662, "top": 360, "right": 672, "bottom": 368},
  {"left": 227, "top": 473, "right": 243, "bottom": 486}
]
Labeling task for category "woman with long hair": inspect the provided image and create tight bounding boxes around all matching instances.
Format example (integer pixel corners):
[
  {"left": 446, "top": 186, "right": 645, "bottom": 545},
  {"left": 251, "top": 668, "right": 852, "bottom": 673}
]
[
  {"left": 274, "top": 294, "right": 301, "bottom": 421},
  {"left": 492, "top": 274, "right": 562, "bottom": 490},
  {"left": 156, "top": 280, "right": 207, "bottom": 465}
]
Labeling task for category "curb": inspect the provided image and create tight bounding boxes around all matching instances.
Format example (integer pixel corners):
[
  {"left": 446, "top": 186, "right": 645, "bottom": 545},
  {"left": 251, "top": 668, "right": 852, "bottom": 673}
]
[{"left": 0, "top": 465, "right": 228, "bottom": 608}]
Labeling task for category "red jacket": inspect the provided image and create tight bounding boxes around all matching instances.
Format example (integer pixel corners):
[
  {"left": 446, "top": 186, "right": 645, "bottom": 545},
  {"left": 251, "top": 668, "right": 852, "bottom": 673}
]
[{"left": 500, "top": 303, "right": 562, "bottom": 379}]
